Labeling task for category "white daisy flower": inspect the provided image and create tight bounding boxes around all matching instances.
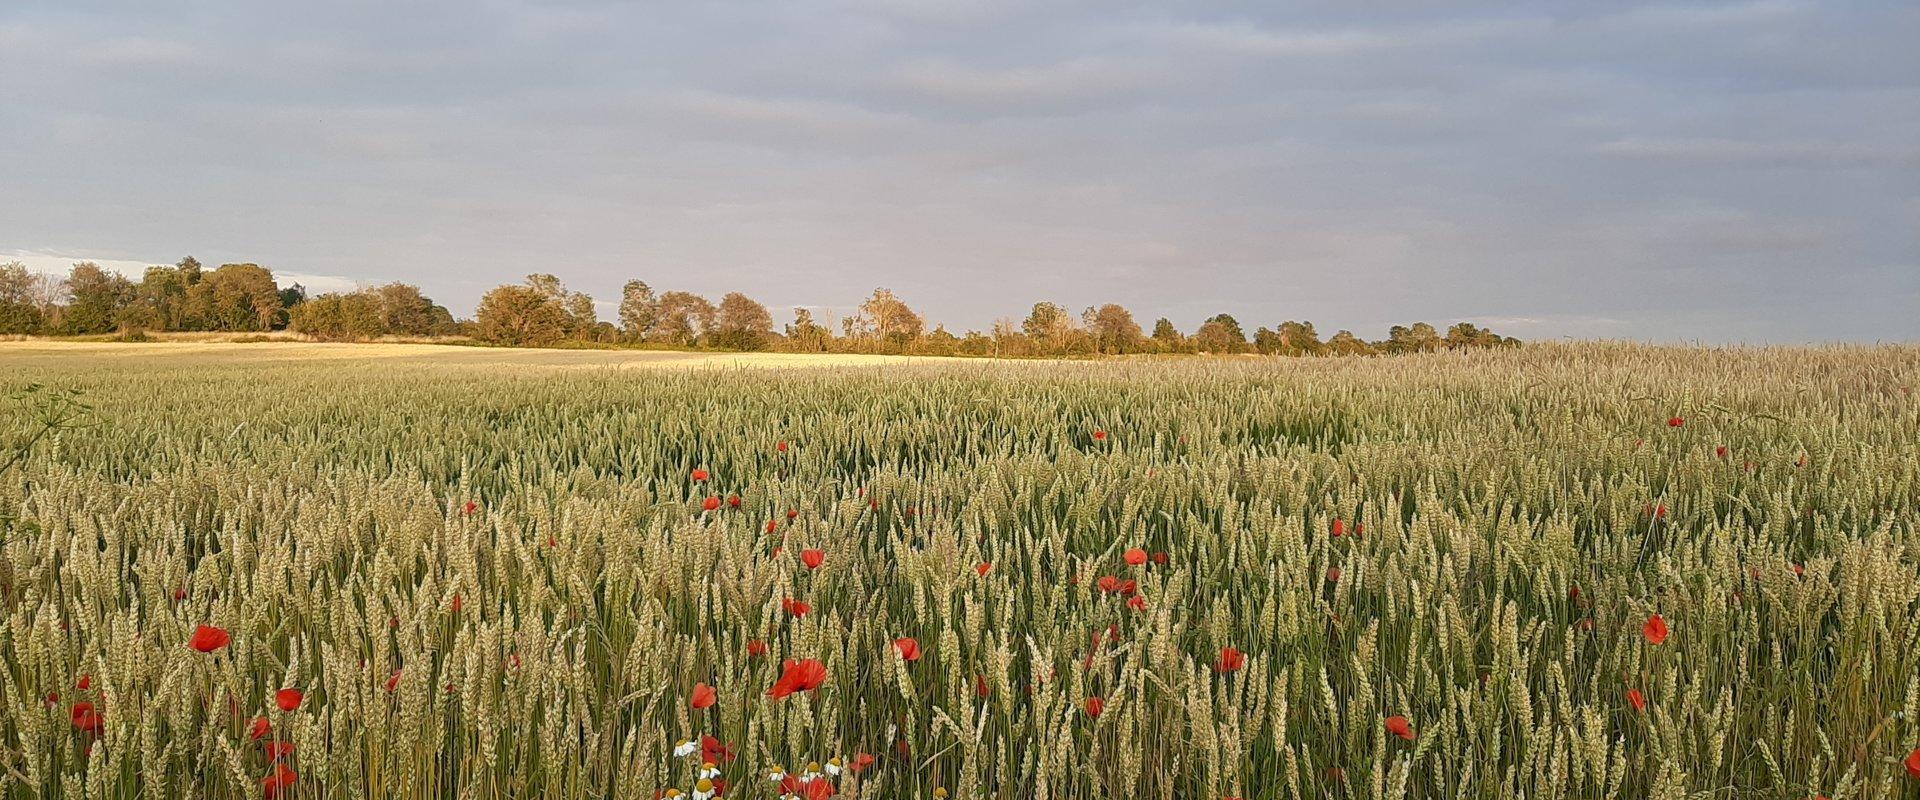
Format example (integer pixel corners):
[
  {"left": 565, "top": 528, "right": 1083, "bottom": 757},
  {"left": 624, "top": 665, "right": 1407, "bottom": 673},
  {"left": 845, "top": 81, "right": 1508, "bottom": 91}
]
[
  {"left": 672, "top": 740, "right": 697, "bottom": 758},
  {"left": 825, "top": 757, "right": 844, "bottom": 776},
  {"left": 767, "top": 766, "right": 787, "bottom": 781},
  {"left": 698, "top": 762, "right": 720, "bottom": 780},
  {"left": 692, "top": 778, "right": 716, "bottom": 800}
]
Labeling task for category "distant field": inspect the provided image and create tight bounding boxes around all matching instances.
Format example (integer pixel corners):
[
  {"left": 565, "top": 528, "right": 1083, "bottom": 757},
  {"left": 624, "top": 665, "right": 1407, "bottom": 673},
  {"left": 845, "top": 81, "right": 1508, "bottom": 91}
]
[
  {"left": 0, "top": 340, "right": 945, "bottom": 370},
  {"left": 1, "top": 343, "right": 1917, "bottom": 799}
]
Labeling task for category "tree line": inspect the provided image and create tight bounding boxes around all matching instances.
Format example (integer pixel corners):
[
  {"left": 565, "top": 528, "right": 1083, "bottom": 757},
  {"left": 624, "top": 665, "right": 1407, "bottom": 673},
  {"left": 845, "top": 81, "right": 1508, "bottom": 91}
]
[{"left": 0, "top": 259, "right": 1520, "bottom": 356}]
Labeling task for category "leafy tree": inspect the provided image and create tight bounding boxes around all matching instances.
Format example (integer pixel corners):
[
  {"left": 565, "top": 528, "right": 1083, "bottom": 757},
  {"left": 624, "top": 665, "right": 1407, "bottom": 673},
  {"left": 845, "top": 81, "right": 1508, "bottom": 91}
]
[
  {"left": 289, "top": 292, "right": 384, "bottom": 341},
  {"left": 1325, "top": 329, "right": 1374, "bottom": 356},
  {"left": 1081, "top": 304, "right": 1143, "bottom": 354},
  {"left": 1150, "top": 318, "right": 1183, "bottom": 352},
  {"left": 1021, "top": 302, "right": 1072, "bottom": 345},
  {"left": 0, "top": 262, "right": 45, "bottom": 334},
  {"left": 278, "top": 283, "right": 308, "bottom": 317},
  {"left": 1381, "top": 322, "right": 1444, "bottom": 354},
  {"left": 372, "top": 283, "right": 455, "bottom": 336},
  {"left": 711, "top": 292, "right": 775, "bottom": 350},
  {"left": 922, "top": 325, "right": 960, "bottom": 356},
  {"left": 186, "top": 263, "right": 283, "bottom": 331},
  {"left": 1444, "top": 322, "right": 1519, "bottom": 349},
  {"left": 474, "top": 282, "right": 571, "bottom": 346},
  {"left": 653, "top": 291, "right": 717, "bottom": 346},
  {"left": 856, "top": 289, "right": 923, "bottom": 348},
  {"left": 60, "top": 263, "right": 136, "bottom": 335},
  {"left": 617, "top": 280, "right": 658, "bottom": 339},
  {"left": 784, "top": 308, "right": 831, "bottom": 353},
  {"left": 1194, "top": 313, "right": 1247, "bottom": 354}
]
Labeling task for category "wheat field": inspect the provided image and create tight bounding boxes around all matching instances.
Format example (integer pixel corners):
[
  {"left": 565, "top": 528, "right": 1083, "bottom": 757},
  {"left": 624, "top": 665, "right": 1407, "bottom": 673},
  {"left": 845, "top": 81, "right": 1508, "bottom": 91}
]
[{"left": 1, "top": 342, "right": 1917, "bottom": 799}]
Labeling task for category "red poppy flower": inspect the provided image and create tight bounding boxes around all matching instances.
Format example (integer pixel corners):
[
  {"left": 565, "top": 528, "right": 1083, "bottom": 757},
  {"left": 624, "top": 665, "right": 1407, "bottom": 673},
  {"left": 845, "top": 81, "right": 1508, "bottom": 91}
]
[
  {"left": 1092, "top": 430, "right": 1108, "bottom": 441},
  {"left": 76, "top": 674, "right": 90, "bottom": 691},
  {"left": 782, "top": 597, "right": 810, "bottom": 617},
  {"left": 786, "top": 508, "right": 800, "bottom": 520},
  {"left": 461, "top": 500, "right": 478, "bottom": 516},
  {"left": 451, "top": 594, "right": 463, "bottom": 613},
  {"left": 691, "top": 469, "right": 709, "bottom": 482},
  {"left": 893, "top": 637, "right": 922, "bottom": 661},
  {"left": 976, "top": 675, "right": 992, "bottom": 697},
  {"left": 727, "top": 495, "right": 741, "bottom": 508},
  {"left": 1792, "top": 563, "right": 1806, "bottom": 577},
  {"left": 702, "top": 497, "right": 721, "bottom": 511},
  {"left": 1627, "top": 688, "right": 1646, "bottom": 713},
  {"left": 690, "top": 682, "right": 716, "bottom": 710},
  {"left": 777, "top": 441, "right": 789, "bottom": 453},
  {"left": 1119, "top": 579, "right": 1138, "bottom": 597},
  {"left": 275, "top": 688, "right": 303, "bottom": 713},
  {"left": 767, "top": 658, "right": 827, "bottom": 699},
  {"left": 1215, "top": 646, "right": 1246, "bottom": 673},
  {"left": 1123, "top": 548, "right": 1147, "bottom": 566},
  {"left": 1326, "top": 567, "right": 1341, "bottom": 583},
  {"left": 766, "top": 519, "right": 779, "bottom": 533},
  {"left": 1643, "top": 614, "right": 1669, "bottom": 645},
  {"left": 851, "top": 752, "right": 876, "bottom": 772},
  {"left": 1126, "top": 595, "right": 1147, "bottom": 611},
  {"left": 975, "top": 562, "right": 992, "bottom": 576},
  {"left": 1151, "top": 551, "right": 1168, "bottom": 565},
  {"left": 1084, "top": 696, "right": 1104, "bottom": 718},
  {"left": 1906, "top": 746, "right": 1920, "bottom": 779},
  {"left": 748, "top": 639, "right": 769, "bottom": 657},
  {"left": 805, "top": 779, "right": 833, "bottom": 800},
  {"left": 1385, "top": 715, "right": 1415, "bottom": 740},
  {"left": 246, "top": 715, "right": 271, "bottom": 740},
  {"left": 1668, "top": 416, "right": 1684, "bottom": 428},
  {"left": 1097, "top": 575, "right": 1120, "bottom": 593},
  {"left": 700, "top": 734, "right": 736, "bottom": 763},
  {"left": 801, "top": 549, "right": 825, "bottom": 570},
  {"left": 1332, "top": 519, "right": 1347, "bottom": 537},
  {"left": 384, "top": 670, "right": 402, "bottom": 693},
  {"left": 262, "top": 763, "right": 298, "bottom": 799},
  {"left": 173, "top": 587, "right": 188, "bottom": 602},
  {"left": 71, "top": 702, "right": 102, "bottom": 733},
  {"left": 1715, "top": 446, "right": 1728, "bottom": 458},
  {"left": 189, "top": 625, "right": 231, "bottom": 653}
]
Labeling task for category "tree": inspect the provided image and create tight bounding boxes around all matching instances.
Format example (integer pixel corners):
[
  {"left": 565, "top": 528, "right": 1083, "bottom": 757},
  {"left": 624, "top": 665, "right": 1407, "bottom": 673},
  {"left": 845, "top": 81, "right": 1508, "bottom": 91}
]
[
  {"left": 784, "top": 307, "right": 831, "bottom": 352},
  {"left": 1325, "top": 329, "right": 1375, "bottom": 356},
  {"left": 1194, "top": 313, "right": 1247, "bottom": 354},
  {"left": 186, "top": 263, "right": 283, "bottom": 331},
  {"left": 1151, "top": 318, "right": 1183, "bottom": 352},
  {"left": 60, "top": 263, "right": 136, "bottom": 335},
  {"left": 653, "top": 291, "right": 717, "bottom": 346},
  {"left": 474, "top": 282, "right": 571, "bottom": 346},
  {"left": 0, "top": 262, "right": 44, "bottom": 334},
  {"left": 1081, "top": 304, "right": 1143, "bottom": 355},
  {"left": 278, "top": 283, "right": 308, "bottom": 317},
  {"left": 711, "top": 292, "right": 775, "bottom": 350},
  {"left": 1021, "top": 302, "right": 1073, "bottom": 347},
  {"left": 373, "top": 283, "right": 455, "bottom": 336},
  {"left": 1277, "top": 321, "right": 1322, "bottom": 355},
  {"left": 1381, "top": 322, "right": 1444, "bottom": 354},
  {"left": 1444, "top": 322, "right": 1519, "bottom": 349},
  {"left": 856, "top": 289, "right": 923, "bottom": 348},
  {"left": 617, "top": 280, "right": 659, "bottom": 339},
  {"left": 289, "top": 292, "right": 383, "bottom": 341}
]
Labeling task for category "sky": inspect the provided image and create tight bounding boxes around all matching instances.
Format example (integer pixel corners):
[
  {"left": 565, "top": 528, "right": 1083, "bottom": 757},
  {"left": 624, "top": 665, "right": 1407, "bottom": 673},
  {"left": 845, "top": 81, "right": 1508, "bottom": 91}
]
[{"left": 2, "top": 1, "right": 1915, "bottom": 343}]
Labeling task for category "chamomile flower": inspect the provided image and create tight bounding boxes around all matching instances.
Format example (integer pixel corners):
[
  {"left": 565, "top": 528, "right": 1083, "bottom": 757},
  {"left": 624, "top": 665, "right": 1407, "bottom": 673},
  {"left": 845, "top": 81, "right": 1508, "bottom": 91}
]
[
  {"left": 767, "top": 765, "right": 787, "bottom": 781},
  {"left": 692, "top": 778, "right": 715, "bottom": 800},
  {"left": 660, "top": 791, "right": 683, "bottom": 799},
  {"left": 803, "top": 762, "right": 823, "bottom": 780},
  {"left": 699, "top": 762, "right": 720, "bottom": 780},
  {"left": 825, "top": 757, "right": 844, "bottom": 776},
  {"left": 673, "top": 740, "right": 697, "bottom": 758}
]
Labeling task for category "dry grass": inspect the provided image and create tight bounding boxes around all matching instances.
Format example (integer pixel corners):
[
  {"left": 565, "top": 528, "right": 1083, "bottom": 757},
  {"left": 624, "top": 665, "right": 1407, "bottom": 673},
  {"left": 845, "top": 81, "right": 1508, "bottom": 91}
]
[{"left": 1, "top": 342, "right": 1917, "bottom": 799}]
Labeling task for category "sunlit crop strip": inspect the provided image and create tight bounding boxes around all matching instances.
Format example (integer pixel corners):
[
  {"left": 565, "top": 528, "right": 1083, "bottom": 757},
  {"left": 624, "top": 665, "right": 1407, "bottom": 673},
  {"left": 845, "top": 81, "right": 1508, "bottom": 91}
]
[{"left": 1, "top": 343, "right": 1917, "bottom": 799}]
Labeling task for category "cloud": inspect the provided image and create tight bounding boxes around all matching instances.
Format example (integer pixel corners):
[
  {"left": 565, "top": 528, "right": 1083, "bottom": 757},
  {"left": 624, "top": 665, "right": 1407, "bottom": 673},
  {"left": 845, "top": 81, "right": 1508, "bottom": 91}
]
[
  {"left": 1595, "top": 137, "right": 1920, "bottom": 167},
  {"left": 886, "top": 58, "right": 1161, "bottom": 109},
  {"left": 3, "top": 250, "right": 359, "bottom": 294}
]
